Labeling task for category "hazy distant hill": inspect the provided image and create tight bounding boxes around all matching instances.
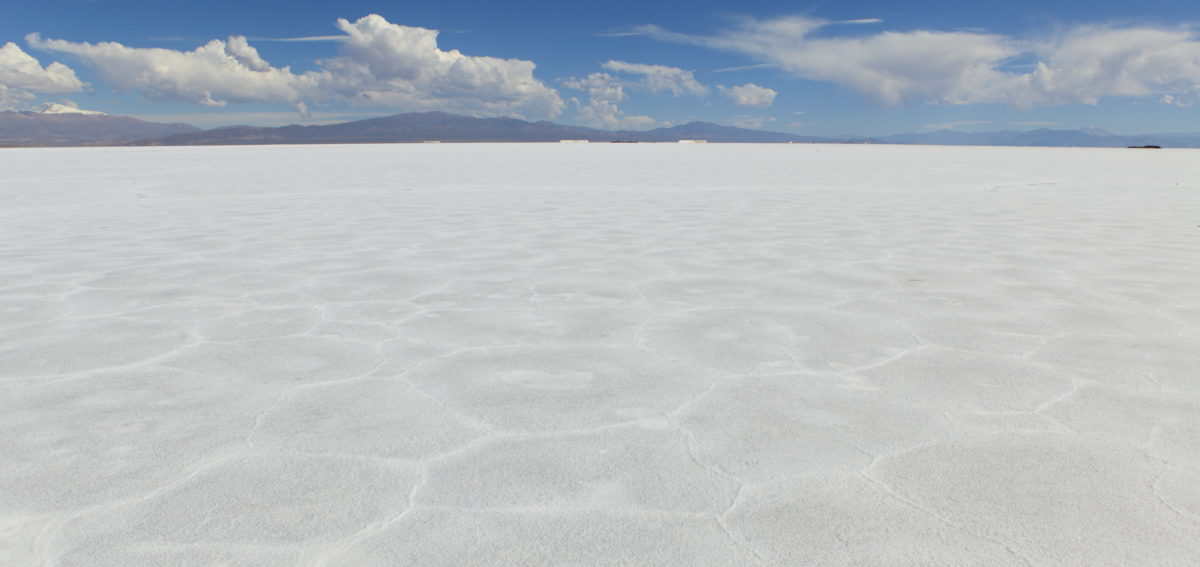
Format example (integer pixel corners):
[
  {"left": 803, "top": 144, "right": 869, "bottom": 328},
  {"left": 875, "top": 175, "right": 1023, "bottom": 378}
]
[
  {"left": 7, "top": 108, "right": 1200, "bottom": 148},
  {"left": 0, "top": 110, "right": 200, "bottom": 146},
  {"left": 880, "top": 127, "right": 1200, "bottom": 148},
  {"left": 621, "top": 121, "right": 833, "bottom": 143},
  {"left": 132, "top": 112, "right": 1200, "bottom": 148},
  {"left": 133, "top": 112, "right": 833, "bottom": 146}
]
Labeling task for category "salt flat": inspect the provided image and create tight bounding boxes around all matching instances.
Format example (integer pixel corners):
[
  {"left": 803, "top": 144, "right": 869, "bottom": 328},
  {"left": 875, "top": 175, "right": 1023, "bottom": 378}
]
[{"left": 1, "top": 142, "right": 1198, "bottom": 566}]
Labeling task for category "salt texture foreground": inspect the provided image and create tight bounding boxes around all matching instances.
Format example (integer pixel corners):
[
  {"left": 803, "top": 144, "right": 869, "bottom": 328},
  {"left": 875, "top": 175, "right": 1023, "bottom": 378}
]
[{"left": 2, "top": 143, "right": 1199, "bottom": 566}]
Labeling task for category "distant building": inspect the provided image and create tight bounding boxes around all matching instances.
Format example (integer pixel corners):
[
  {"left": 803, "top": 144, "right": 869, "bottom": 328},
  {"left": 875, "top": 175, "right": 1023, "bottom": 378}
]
[
  {"left": 677, "top": 139, "right": 708, "bottom": 144},
  {"left": 422, "top": 140, "right": 442, "bottom": 144},
  {"left": 559, "top": 139, "right": 590, "bottom": 143}
]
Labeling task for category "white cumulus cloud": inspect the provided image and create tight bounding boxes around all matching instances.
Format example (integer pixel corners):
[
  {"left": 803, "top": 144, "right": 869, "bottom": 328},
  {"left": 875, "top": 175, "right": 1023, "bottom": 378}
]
[
  {"left": 26, "top": 14, "right": 564, "bottom": 119},
  {"left": 561, "top": 60, "right": 711, "bottom": 129},
  {"left": 317, "top": 15, "right": 562, "bottom": 118},
  {"left": 0, "top": 42, "right": 83, "bottom": 110},
  {"left": 27, "top": 33, "right": 314, "bottom": 107},
  {"left": 720, "top": 83, "right": 777, "bottom": 107},
  {"left": 1015, "top": 26, "right": 1200, "bottom": 108},
  {"left": 633, "top": 16, "right": 1200, "bottom": 109},
  {"left": 633, "top": 18, "right": 1018, "bottom": 106},
  {"left": 560, "top": 72, "right": 655, "bottom": 129}
]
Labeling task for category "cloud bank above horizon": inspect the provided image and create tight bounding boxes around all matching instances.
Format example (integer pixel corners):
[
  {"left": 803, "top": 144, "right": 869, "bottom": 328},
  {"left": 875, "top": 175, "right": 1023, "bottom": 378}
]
[
  {"left": 5, "top": 11, "right": 1200, "bottom": 131},
  {"left": 23, "top": 15, "right": 564, "bottom": 120},
  {"left": 560, "top": 61, "right": 775, "bottom": 128},
  {"left": 632, "top": 15, "right": 1200, "bottom": 108}
]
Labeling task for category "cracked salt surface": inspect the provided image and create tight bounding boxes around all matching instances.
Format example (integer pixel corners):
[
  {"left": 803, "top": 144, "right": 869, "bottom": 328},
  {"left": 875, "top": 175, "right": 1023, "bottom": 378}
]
[{"left": 1, "top": 143, "right": 1199, "bottom": 566}]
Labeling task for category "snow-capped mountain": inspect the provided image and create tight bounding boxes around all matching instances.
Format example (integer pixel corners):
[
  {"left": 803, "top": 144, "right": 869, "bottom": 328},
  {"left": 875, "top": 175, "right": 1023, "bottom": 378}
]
[
  {"left": 0, "top": 108, "right": 198, "bottom": 146},
  {"left": 31, "top": 102, "right": 107, "bottom": 115}
]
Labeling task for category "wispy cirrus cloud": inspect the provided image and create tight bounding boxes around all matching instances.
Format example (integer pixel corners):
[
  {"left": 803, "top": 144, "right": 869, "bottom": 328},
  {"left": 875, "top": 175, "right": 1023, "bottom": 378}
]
[
  {"left": 248, "top": 35, "right": 347, "bottom": 42},
  {"left": 601, "top": 60, "right": 708, "bottom": 96},
  {"left": 834, "top": 18, "right": 885, "bottom": 25},
  {"left": 710, "top": 63, "right": 778, "bottom": 73}
]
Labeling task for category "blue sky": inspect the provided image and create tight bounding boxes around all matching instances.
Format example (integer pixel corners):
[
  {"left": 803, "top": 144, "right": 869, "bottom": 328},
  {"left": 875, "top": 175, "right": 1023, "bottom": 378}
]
[{"left": 3, "top": 0, "right": 1200, "bottom": 135}]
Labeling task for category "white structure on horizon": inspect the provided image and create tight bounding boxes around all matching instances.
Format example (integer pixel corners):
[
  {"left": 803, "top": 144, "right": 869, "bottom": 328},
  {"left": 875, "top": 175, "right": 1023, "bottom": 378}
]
[
  {"left": 422, "top": 141, "right": 442, "bottom": 144},
  {"left": 559, "top": 139, "right": 590, "bottom": 143},
  {"left": 677, "top": 139, "right": 708, "bottom": 144}
]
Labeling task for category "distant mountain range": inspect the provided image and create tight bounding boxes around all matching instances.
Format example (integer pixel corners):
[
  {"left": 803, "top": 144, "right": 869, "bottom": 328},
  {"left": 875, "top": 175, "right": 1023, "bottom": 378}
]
[
  {"left": 3, "top": 108, "right": 1200, "bottom": 148},
  {"left": 0, "top": 106, "right": 199, "bottom": 146},
  {"left": 132, "top": 112, "right": 837, "bottom": 146},
  {"left": 878, "top": 127, "right": 1200, "bottom": 148}
]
